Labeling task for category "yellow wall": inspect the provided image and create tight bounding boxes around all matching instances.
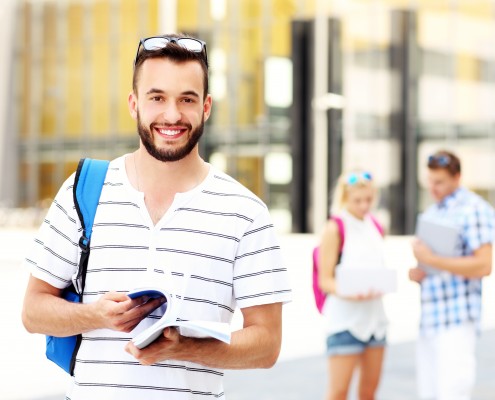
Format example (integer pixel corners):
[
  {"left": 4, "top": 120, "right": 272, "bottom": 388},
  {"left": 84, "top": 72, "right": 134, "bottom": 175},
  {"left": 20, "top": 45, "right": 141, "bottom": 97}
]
[
  {"left": 19, "top": 2, "right": 31, "bottom": 139},
  {"left": 41, "top": 3, "right": 57, "bottom": 137},
  {"left": 66, "top": 3, "right": 84, "bottom": 137},
  {"left": 457, "top": 54, "right": 479, "bottom": 81},
  {"left": 90, "top": 1, "right": 111, "bottom": 136},
  {"left": 20, "top": 0, "right": 160, "bottom": 140}
]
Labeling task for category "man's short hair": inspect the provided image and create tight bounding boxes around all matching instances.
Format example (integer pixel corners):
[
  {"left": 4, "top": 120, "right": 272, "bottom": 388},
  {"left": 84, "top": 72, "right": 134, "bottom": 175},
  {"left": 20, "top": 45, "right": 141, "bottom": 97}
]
[
  {"left": 427, "top": 150, "right": 461, "bottom": 176},
  {"left": 132, "top": 33, "right": 209, "bottom": 100}
]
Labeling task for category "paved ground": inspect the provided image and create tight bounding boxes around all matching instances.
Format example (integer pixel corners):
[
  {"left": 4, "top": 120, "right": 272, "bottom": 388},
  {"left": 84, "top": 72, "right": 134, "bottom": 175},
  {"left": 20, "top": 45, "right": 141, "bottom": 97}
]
[
  {"left": 2, "top": 229, "right": 495, "bottom": 399},
  {"left": 20, "top": 331, "right": 495, "bottom": 400},
  {"left": 224, "top": 329, "right": 495, "bottom": 400}
]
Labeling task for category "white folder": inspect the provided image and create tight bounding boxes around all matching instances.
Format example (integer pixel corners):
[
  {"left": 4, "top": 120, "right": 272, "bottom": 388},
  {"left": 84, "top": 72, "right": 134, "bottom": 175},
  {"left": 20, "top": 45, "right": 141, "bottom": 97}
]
[
  {"left": 335, "top": 267, "right": 397, "bottom": 297},
  {"left": 415, "top": 215, "right": 461, "bottom": 274}
]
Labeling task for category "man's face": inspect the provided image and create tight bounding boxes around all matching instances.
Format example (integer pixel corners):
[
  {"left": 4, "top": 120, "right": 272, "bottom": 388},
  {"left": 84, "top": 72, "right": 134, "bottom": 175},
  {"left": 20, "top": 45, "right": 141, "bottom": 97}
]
[
  {"left": 427, "top": 168, "right": 460, "bottom": 202},
  {"left": 129, "top": 58, "right": 212, "bottom": 162}
]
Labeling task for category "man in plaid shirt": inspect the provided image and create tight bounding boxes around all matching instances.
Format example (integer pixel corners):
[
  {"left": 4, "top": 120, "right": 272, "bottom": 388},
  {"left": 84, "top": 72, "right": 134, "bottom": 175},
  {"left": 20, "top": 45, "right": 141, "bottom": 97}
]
[{"left": 409, "top": 150, "right": 495, "bottom": 400}]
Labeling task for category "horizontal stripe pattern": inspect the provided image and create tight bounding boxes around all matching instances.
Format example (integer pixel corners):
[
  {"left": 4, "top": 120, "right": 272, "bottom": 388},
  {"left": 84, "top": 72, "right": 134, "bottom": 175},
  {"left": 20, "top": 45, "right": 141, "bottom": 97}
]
[
  {"left": 160, "top": 227, "right": 240, "bottom": 242},
  {"left": 25, "top": 155, "right": 291, "bottom": 399},
  {"left": 175, "top": 207, "right": 255, "bottom": 223}
]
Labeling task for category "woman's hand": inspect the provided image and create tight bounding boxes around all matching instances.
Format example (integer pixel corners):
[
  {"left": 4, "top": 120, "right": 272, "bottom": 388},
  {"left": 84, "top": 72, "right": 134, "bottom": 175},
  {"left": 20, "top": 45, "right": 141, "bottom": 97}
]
[{"left": 340, "top": 289, "right": 383, "bottom": 301}]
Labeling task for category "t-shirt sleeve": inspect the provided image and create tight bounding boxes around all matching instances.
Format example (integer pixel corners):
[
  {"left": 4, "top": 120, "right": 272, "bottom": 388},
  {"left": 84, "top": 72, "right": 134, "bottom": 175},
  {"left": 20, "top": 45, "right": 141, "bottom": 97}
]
[
  {"left": 233, "top": 207, "right": 292, "bottom": 309},
  {"left": 24, "top": 173, "right": 81, "bottom": 289},
  {"left": 462, "top": 201, "right": 495, "bottom": 254}
]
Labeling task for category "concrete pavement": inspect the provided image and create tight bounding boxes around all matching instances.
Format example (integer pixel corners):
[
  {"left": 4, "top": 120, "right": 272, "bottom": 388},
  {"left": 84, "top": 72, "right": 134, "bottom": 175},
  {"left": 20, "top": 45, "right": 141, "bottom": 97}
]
[
  {"left": 224, "top": 329, "right": 495, "bottom": 400},
  {"left": 2, "top": 229, "right": 495, "bottom": 399}
]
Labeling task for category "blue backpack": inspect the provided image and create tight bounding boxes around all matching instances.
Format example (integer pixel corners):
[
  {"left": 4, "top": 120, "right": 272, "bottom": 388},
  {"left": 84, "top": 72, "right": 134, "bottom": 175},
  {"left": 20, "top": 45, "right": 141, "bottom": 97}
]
[{"left": 45, "top": 158, "right": 109, "bottom": 375}]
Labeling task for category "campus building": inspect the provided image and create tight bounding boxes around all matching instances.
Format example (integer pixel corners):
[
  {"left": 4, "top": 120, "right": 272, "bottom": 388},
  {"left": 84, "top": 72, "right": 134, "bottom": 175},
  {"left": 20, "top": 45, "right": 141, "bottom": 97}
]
[{"left": 1, "top": 0, "right": 494, "bottom": 234}]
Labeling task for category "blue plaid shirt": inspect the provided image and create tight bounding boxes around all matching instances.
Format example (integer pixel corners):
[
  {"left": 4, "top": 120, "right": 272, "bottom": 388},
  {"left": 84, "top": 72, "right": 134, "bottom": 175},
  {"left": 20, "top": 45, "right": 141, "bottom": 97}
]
[{"left": 419, "top": 187, "right": 495, "bottom": 336}]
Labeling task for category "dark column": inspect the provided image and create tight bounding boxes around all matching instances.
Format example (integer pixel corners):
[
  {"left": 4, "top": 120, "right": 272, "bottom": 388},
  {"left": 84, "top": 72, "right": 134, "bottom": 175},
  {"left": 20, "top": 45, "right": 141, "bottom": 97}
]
[
  {"left": 326, "top": 18, "right": 343, "bottom": 202},
  {"left": 290, "top": 19, "right": 314, "bottom": 233},
  {"left": 290, "top": 18, "right": 343, "bottom": 233},
  {"left": 389, "top": 10, "right": 419, "bottom": 235}
]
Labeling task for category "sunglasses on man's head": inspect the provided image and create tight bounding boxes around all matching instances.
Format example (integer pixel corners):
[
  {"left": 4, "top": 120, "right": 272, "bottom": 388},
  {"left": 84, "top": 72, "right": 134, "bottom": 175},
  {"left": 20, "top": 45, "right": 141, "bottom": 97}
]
[
  {"left": 346, "top": 172, "right": 372, "bottom": 185},
  {"left": 134, "top": 36, "right": 208, "bottom": 67},
  {"left": 428, "top": 155, "right": 451, "bottom": 167}
]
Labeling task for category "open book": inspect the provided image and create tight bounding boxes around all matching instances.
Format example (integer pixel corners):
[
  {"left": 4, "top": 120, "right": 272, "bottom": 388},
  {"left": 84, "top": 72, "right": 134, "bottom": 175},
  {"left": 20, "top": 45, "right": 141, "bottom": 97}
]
[{"left": 128, "top": 287, "right": 231, "bottom": 349}]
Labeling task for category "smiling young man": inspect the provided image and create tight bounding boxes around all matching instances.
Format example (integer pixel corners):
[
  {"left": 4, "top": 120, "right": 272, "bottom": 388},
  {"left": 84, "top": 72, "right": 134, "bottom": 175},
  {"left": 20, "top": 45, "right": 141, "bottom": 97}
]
[
  {"left": 409, "top": 150, "right": 495, "bottom": 400},
  {"left": 22, "top": 34, "right": 291, "bottom": 399}
]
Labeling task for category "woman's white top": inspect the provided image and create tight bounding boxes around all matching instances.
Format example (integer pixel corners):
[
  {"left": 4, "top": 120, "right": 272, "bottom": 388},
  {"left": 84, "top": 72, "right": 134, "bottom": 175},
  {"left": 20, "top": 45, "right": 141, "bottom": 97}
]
[{"left": 322, "top": 210, "right": 388, "bottom": 341}]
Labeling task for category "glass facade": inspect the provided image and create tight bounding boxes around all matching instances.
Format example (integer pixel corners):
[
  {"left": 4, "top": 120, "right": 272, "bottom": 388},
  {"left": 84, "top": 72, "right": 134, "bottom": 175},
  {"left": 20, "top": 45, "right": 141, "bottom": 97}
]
[
  {"left": 15, "top": 0, "right": 160, "bottom": 207},
  {"left": 5, "top": 0, "right": 495, "bottom": 233},
  {"left": 416, "top": 5, "right": 495, "bottom": 210}
]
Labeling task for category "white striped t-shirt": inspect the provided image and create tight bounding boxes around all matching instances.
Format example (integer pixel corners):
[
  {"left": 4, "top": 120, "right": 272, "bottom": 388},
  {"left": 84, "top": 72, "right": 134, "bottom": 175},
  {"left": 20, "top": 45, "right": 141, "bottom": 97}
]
[{"left": 26, "top": 155, "right": 292, "bottom": 400}]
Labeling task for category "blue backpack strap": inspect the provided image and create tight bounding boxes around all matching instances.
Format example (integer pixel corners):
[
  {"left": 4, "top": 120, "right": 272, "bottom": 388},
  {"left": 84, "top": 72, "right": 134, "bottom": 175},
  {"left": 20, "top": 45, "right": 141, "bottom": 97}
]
[
  {"left": 73, "top": 158, "right": 110, "bottom": 294},
  {"left": 64, "top": 158, "right": 108, "bottom": 375}
]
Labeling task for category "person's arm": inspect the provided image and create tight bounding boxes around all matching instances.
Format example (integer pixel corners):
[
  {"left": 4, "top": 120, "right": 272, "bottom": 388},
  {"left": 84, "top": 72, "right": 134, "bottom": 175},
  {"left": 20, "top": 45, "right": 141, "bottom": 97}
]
[
  {"left": 412, "top": 240, "right": 492, "bottom": 278},
  {"left": 22, "top": 275, "right": 164, "bottom": 336},
  {"left": 317, "top": 220, "right": 341, "bottom": 295},
  {"left": 125, "top": 302, "right": 282, "bottom": 369}
]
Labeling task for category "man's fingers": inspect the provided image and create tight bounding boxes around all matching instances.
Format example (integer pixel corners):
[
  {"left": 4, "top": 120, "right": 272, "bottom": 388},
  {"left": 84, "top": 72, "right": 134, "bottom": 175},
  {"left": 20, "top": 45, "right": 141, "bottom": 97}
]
[
  {"left": 162, "top": 327, "right": 179, "bottom": 340},
  {"left": 104, "top": 296, "right": 164, "bottom": 332},
  {"left": 112, "top": 294, "right": 164, "bottom": 315}
]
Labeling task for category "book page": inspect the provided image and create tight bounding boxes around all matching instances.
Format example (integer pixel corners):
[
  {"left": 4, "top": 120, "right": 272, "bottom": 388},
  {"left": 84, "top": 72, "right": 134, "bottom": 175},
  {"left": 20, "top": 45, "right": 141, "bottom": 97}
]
[
  {"left": 128, "top": 287, "right": 231, "bottom": 349},
  {"left": 177, "top": 320, "right": 231, "bottom": 344}
]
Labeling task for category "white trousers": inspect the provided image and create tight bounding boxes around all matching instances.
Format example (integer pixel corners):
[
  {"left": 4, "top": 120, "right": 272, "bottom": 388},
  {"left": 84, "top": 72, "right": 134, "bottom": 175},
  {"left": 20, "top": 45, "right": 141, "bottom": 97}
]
[{"left": 416, "top": 323, "right": 476, "bottom": 400}]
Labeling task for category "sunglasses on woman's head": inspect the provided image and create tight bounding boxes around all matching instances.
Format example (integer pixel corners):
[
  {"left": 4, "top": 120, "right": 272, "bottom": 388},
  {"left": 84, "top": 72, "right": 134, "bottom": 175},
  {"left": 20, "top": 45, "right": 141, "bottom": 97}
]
[{"left": 346, "top": 172, "right": 372, "bottom": 185}]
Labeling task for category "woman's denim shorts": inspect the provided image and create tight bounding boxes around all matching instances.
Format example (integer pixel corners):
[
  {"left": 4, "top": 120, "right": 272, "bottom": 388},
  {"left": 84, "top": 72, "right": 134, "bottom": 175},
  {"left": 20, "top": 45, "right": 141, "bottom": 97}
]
[{"left": 326, "top": 330, "right": 386, "bottom": 356}]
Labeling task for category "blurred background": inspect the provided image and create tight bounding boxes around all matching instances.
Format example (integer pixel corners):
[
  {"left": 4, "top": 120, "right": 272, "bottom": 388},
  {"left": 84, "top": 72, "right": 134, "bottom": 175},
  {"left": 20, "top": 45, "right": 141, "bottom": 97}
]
[
  {"left": 1, "top": 0, "right": 495, "bottom": 235},
  {"left": 2, "top": 1, "right": 495, "bottom": 399}
]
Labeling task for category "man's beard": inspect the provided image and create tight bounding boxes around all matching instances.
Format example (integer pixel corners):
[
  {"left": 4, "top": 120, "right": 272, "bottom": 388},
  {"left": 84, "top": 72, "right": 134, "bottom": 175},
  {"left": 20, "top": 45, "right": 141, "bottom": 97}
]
[{"left": 137, "top": 111, "right": 204, "bottom": 162}]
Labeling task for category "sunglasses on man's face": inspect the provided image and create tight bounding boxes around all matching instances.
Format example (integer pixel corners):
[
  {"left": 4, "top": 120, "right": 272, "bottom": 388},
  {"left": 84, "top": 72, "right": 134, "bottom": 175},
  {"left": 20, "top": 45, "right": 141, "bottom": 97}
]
[
  {"left": 428, "top": 155, "right": 451, "bottom": 167},
  {"left": 134, "top": 36, "right": 208, "bottom": 67}
]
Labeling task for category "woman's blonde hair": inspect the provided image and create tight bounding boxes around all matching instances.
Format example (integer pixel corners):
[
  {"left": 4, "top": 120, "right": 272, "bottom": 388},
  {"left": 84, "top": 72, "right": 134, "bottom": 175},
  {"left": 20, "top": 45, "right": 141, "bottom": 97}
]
[{"left": 330, "top": 170, "right": 375, "bottom": 215}]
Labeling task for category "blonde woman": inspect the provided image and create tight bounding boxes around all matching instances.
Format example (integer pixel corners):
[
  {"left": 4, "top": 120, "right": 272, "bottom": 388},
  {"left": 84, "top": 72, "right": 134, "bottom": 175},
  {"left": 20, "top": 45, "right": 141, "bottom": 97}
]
[{"left": 318, "top": 171, "right": 388, "bottom": 400}]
